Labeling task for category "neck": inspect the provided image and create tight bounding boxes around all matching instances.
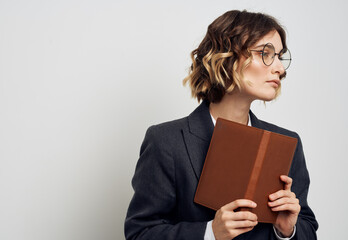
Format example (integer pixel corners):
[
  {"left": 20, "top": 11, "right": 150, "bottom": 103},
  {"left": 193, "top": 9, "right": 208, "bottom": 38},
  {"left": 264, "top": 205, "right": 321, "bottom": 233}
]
[{"left": 209, "top": 91, "right": 252, "bottom": 125}]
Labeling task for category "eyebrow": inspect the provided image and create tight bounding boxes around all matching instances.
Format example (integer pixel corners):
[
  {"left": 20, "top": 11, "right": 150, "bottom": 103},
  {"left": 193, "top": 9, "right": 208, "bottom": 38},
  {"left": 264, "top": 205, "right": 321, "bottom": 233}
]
[
  {"left": 253, "top": 44, "right": 266, "bottom": 49},
  {"left": 252, "top": 43, "right": 285, "bottom": 53}
]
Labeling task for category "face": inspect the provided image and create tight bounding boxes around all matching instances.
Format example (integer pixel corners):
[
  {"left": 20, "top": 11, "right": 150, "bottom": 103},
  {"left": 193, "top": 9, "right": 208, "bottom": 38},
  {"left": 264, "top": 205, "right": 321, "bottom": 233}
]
[{"left": 236, "top": 30, "right": 285, "bottom": 102}]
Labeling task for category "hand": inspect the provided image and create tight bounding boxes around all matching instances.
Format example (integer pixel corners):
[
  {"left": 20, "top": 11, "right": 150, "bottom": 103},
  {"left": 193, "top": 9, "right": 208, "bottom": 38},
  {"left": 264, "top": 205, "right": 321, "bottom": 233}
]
[
  {"left": 269, "top": 175, "right": 300, "bottom": 237},
  {"left": 212, "top": 199, "right": 258, "bottom": 240}
]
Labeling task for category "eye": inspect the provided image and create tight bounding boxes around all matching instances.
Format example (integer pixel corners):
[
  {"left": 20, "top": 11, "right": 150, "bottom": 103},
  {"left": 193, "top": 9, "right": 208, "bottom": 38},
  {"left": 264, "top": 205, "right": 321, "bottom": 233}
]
[
  {"left": 262, "top": 51, "right": 272, "bottom": 59},
  {"left": 262, "top": 52, "right": 269, "bottom": 57}
]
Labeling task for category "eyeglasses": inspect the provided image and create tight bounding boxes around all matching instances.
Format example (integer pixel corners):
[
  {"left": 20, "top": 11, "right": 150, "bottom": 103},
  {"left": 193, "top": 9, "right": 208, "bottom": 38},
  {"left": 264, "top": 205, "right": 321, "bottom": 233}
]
[{"left": 250, "top": 43, "right": 292, "bottom": 70}]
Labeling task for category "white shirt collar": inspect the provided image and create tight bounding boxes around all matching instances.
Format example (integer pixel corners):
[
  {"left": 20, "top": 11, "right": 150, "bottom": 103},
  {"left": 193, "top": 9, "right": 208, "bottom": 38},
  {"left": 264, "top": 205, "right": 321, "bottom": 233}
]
[{"left": 210, "top": 113, "right": 252, "bottom": 127}]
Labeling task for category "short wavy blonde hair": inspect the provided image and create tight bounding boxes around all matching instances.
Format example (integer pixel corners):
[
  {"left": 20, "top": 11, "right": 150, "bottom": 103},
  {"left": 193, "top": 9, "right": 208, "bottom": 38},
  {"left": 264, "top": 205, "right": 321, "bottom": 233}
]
[{"left": 183, "top": 10, "right": 287, "bottom": 103}]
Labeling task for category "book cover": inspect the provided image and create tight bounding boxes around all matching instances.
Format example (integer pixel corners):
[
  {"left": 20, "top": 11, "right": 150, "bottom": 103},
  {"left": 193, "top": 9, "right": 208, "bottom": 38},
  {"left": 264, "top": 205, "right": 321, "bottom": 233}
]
[{"left": 194, "top": 117, "right": 298, "bottom": 223}]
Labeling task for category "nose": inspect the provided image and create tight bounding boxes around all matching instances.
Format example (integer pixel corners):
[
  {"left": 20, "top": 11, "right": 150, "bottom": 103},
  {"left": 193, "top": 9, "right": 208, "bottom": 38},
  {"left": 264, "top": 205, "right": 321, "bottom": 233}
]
[{"left": 271, "top": 55, "right": 285, "bottom": 76}]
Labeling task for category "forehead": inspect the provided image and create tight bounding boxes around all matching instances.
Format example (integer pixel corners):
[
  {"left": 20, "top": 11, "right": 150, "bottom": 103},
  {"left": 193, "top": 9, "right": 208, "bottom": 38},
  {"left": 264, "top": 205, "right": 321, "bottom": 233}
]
[{"left": 253, "top": 31, "right": 283, "bottom": 51}]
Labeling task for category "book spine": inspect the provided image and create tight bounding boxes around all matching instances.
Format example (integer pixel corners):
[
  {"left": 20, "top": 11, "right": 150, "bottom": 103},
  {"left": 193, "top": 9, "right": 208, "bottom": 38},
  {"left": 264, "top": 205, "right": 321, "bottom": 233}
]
[{"left": 244, "top": 130, "right": 271, "bottom": 200}]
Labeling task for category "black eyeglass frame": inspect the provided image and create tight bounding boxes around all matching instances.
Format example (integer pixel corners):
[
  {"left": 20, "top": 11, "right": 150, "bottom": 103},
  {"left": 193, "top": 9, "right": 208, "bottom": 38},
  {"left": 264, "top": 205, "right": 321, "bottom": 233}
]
[{"left": 250, "top": 43, "right": 292, "bottom": 70}]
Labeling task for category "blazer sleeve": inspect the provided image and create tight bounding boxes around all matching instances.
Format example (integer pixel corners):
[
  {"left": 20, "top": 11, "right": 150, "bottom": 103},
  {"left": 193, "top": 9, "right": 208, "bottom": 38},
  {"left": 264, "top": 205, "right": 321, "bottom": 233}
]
[
  {"left": 288, "top": 133, "right": 319, "bottom": 240},
  {"left": 124, "top": 126, "right": 207, "bottom": 240}
]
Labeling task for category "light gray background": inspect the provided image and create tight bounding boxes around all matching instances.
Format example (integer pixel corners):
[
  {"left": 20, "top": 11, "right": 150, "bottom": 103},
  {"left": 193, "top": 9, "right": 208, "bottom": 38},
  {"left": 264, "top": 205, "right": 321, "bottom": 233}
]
[{"left": 0, "top": 0, "right": 347, "bottom": 239}]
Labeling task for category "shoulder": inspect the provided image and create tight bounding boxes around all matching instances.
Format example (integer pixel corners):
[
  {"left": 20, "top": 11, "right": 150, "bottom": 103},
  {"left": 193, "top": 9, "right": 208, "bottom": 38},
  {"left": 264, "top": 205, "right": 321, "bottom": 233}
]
[
  {"left": 145, "top": 116, "right": 189, "bottom": 141},
  {"left": 147, "top": 116, "right": 188, "bottom": 135},
  {"left": 250, "top": 110, "right": 300, "bottom": 140},
  {"left": 257, "top": 119, "right": 300, "bottom": 139},
  {"left": 141, "top": 116, "right": 189, "bottom": 150}
]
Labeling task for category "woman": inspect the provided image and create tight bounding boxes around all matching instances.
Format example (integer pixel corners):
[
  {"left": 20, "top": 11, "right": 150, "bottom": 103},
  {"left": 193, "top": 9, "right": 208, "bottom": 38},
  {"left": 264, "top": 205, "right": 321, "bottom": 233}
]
[{"left": 125, "top": 10, "right": 318, "bottom": 240}]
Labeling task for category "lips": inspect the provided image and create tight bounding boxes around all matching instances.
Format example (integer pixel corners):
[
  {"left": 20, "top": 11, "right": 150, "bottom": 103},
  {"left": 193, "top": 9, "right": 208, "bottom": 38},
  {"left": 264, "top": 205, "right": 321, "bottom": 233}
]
[{"left": 266, "top": 80, "right": 280, "bottom": 87}]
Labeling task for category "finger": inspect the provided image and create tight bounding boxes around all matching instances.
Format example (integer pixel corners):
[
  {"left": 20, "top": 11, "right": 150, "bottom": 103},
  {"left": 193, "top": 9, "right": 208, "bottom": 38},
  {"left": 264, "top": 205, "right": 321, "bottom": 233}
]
[
  {"left": 271, "top": 203, "right": 301, "bottom": 213},
  {"left": 221, "top": 199, "right": 257, "bottom": 211},
  {"left": 230, "top": 219, "right": 258, "bottom": 229},
  {"left": 232, "top": 211, "right": 258, "bottom": 221},
  {"left": 217, "top": 210, "right": 234, "bottom": 222},
  {"left": 280, "top": 175, "right": 293, "bottom": 191},
  {"left": 269, "top": 190, "right": 295, "bottom": 201},
  {"left": 268, "top": 197, "right": 299, "bottom": 208}
]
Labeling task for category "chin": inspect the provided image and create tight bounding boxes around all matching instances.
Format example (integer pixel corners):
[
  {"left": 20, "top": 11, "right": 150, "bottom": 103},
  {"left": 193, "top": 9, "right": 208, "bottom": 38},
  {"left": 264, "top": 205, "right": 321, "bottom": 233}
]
[
  {"left": 246, "top": 87, "right": 278, "bottom": 102},
  {"left": 258, "top": 93, "right": 277, "bottom": 102}
]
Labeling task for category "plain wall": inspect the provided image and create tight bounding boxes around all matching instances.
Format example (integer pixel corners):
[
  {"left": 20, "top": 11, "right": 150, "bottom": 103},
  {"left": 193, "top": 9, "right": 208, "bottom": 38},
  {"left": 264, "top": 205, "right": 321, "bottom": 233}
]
[{"left": 1, "top": 0, "right": 347, "bottom": 239}]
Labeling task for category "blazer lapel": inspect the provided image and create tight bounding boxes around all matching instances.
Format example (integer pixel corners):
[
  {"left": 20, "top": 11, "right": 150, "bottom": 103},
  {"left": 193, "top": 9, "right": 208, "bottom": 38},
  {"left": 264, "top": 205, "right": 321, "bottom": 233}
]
[
  {"left": 182, "top": 100, "right": 214, "bottom": 180},
  {"left": 249, "top": 110, "right": 266, "bottom": 130}
]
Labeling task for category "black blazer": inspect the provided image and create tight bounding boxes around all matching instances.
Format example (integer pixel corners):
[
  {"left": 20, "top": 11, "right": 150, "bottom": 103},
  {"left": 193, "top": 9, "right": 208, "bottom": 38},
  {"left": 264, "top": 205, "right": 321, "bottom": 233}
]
[{"left": 125, "top": 100, "right": 318, "bottom": 240}]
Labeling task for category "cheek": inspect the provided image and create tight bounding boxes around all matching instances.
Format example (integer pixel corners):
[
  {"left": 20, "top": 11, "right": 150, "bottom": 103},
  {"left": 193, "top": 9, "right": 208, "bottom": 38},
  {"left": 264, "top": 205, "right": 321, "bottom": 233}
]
[{"left": 244, "top": 61, "right": 267, "bottom": 82}]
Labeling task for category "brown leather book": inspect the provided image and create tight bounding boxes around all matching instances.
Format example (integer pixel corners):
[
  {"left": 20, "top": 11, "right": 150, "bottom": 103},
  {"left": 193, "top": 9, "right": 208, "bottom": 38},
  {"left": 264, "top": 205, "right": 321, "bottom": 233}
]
[{"left": 194, "top": 117, "right": 298, "bottom": 223}]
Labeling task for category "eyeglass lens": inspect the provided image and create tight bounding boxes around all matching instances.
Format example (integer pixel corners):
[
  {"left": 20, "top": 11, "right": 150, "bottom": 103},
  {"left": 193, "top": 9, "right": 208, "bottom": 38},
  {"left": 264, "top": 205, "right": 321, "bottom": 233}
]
[{"left": 262, "top": 43, "right": 291, "bottom": 70}]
